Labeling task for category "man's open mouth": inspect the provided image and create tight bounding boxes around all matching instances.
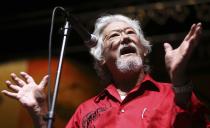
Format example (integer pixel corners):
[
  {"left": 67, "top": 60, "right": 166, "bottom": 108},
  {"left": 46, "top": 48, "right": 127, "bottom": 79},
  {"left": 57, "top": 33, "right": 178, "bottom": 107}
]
[{"left": 120, "top": 45, "right": 137, "bottom": 56}]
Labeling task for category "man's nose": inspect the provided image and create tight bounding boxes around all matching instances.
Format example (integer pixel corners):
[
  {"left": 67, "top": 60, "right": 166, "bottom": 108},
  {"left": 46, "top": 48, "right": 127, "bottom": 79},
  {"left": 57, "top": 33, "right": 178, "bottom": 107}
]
[{"left": 120, "top": 32, "right": 130, "bottom": 44}]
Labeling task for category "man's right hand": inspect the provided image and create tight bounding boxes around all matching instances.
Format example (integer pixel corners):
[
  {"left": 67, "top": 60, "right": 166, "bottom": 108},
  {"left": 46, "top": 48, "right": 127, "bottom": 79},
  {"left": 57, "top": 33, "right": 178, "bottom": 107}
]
[{"left": 1, "top": 72, "right": 48, "bottom": 128}]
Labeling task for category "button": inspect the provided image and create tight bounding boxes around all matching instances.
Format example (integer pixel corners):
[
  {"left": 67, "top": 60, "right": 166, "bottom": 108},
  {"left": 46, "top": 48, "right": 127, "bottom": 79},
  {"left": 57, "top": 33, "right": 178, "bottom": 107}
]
[{"left": 120, "top": 109, "right": 125, "bottom": 113}]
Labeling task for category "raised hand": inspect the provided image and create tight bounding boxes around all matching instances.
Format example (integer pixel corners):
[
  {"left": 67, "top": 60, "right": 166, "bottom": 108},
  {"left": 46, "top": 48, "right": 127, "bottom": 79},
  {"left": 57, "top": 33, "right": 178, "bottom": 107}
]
[
  {"left": 1, "top": 72, "right": 48, "bottom": 127},
  {"left": 164, "top": 23, "right": 202, "bottom": 84}
]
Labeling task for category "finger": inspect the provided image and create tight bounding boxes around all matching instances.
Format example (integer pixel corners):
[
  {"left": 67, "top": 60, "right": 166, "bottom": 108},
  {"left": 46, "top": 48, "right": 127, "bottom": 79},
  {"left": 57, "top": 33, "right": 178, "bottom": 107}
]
[
  {"left": 39, "top": 75, "right": 49, "bottom": 89},
  {"left": 188, "top": 23, "right": 202, "bottom": 45},
  {"left": 1, "top": 90, "right": 18, "bottom": 100},
  {"left": 185, "top": 23, "right": 196, "bottom": 41},
  {"left": 20, "top": 72, "right": 35, "bottom": 83},
  {"left": 194, "top": 22, "right": 202, "bottom": 39},
  {"left": 10, "top": 73, "right": 26, "bottom": 87},
  {"left": 5, "top": 80, "right": 21, "bottom": 92},
  {"left": 196, "top": 22, "right": 202, "bottom": 29},
  {"left": 164, "top": 43, "right": 173, "bottom": 53}
]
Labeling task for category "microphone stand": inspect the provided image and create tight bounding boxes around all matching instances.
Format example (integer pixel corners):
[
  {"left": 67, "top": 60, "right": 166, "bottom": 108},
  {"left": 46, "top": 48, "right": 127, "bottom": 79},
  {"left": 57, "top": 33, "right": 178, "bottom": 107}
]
[{"left": 47, "top": 20, "right": 71, "bottom": 128}]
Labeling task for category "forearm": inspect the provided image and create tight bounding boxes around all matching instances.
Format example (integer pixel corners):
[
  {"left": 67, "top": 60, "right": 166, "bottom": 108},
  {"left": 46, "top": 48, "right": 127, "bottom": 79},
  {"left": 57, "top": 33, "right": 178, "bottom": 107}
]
[
  {"left": 169, "top": 70, "right": 192, "bottom": 108},
  {"left": 172, "top": 80, "right": 193, "bottom": 109},
  {"left": 31, "top": 113, "right": 47, "bottom": 128},
  {"left": 27, "top": 104, "right": 48, "bottom": 128}
]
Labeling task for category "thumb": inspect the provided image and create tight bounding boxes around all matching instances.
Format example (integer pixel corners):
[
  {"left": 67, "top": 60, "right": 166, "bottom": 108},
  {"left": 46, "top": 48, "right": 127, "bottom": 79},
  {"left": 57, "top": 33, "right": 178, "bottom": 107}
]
[
  {"left": 163, "top": 42, "right": 173, "bottom": 53},
  {"left": 39, "top": 75, "right": 49, "bottom": 89}
]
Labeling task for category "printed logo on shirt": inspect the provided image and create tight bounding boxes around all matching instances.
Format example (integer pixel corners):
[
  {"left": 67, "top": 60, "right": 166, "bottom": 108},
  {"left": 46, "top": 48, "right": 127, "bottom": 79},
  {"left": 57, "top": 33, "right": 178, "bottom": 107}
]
[{"left": 82, "top": 107, "right": 107, "bottom": 128}]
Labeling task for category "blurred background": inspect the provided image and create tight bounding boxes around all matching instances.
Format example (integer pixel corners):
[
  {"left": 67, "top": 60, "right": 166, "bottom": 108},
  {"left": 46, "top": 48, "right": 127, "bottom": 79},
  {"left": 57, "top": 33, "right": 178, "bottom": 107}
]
[{"left": 0, "top": 0, "right": 210, "bottom": 127}]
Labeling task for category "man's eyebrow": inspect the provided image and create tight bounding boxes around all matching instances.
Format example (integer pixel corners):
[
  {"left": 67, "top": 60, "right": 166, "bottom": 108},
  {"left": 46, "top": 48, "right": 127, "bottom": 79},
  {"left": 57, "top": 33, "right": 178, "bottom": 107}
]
[{"left": 108, "top": 27, "right": 134, "bottom": 33}]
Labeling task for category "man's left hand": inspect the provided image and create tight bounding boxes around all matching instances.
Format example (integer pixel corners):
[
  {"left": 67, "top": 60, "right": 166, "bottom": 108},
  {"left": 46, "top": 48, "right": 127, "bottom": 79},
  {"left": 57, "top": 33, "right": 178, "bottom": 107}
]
[{"left": 164, "top": 23, "right": 202, "bottom": 84}]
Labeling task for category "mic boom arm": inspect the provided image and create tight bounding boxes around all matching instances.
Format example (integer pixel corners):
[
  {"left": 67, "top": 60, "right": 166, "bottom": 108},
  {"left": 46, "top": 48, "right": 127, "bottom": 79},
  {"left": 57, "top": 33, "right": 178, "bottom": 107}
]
[{"left": 65, "top": 13, "right": 97, "bottom": 48}]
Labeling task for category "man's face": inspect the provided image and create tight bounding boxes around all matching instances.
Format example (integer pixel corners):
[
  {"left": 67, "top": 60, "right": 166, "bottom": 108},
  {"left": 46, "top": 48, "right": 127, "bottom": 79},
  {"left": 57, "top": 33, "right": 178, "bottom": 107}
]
[{"left": 102, "top": 21, "right": 145, "bottom": 74}]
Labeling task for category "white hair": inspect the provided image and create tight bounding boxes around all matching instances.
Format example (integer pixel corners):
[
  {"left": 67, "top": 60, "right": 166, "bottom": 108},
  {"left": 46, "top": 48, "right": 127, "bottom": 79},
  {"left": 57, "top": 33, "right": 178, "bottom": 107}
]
[{"left": 89, "top": 14, "right": 152, "bottom": 84}]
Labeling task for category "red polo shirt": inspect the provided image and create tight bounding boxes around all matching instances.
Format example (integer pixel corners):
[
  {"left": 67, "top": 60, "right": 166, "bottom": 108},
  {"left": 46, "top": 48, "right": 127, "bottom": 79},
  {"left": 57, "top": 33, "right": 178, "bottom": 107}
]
[{"left": 66, "top": 74, "right": 209, "bottom": 128}]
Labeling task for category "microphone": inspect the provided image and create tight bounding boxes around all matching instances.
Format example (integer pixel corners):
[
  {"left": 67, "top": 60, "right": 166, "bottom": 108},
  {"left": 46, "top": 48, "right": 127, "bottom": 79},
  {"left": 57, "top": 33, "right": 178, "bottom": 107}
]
[{"left": 65, "top": 12, "right": 97, "bottom": 48}]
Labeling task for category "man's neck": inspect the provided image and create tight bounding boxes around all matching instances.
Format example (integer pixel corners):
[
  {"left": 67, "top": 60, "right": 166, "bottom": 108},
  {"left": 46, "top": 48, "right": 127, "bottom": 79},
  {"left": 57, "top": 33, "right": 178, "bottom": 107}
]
[{"left": 112, "top": 69, "right": 145, "bottom": 92}]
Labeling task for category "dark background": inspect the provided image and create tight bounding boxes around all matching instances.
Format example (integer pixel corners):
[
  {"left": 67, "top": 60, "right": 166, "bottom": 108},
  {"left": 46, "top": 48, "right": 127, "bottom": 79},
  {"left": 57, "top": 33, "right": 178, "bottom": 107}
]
[
  {"left": 0, "top": 1, "right": 210, "bottom": 127},
  {"left": 0, "top": 0, "right": 210, "bottom": 82}
]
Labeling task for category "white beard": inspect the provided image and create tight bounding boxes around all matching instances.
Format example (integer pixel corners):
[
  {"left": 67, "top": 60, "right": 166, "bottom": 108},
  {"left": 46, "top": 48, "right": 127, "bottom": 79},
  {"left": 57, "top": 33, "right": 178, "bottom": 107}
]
[{"left": 116, "top": 55, "right": 143, "bottom": 73}]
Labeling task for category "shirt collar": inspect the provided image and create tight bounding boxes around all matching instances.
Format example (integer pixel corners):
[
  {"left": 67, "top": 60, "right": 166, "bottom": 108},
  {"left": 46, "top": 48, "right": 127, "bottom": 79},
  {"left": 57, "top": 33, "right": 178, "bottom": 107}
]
[{"left": 95, "top": 74, "right": 160, "bottom": 103}]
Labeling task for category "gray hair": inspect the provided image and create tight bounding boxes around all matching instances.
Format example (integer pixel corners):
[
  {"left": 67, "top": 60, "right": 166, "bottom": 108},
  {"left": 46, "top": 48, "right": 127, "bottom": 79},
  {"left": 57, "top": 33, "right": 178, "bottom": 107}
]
[{"left": 89, "top": 14, "right": 152, "bottom": 85}]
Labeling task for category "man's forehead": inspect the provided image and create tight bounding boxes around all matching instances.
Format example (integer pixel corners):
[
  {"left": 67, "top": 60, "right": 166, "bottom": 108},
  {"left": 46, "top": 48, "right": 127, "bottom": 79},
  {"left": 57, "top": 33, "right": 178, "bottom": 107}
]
[{"left": 103, "top": 21, "right": 133, "bottom": 34}]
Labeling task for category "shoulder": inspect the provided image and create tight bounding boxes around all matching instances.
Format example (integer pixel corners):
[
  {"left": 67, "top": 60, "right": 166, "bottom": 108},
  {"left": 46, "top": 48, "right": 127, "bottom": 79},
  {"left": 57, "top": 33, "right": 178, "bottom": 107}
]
[
  {"left": 145, "top": 74, "right": 173, "bottom": 91},
  {"left": 75, "top": 95, "right": 99, "bottom": 112},
  {"left": 66, "top": 95, "right": 99, "bottom": 127},
  {"left": 73, "top": 89, "right": 107, "bottom": 115},
  {"left": 66, "top": 92, "right": 108, "bottom": 127}
]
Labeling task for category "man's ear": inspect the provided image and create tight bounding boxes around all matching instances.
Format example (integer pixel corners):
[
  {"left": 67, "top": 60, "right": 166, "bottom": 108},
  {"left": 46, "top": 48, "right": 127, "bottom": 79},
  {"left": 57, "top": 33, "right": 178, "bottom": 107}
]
[
  {"left": 100, "top": 57, "right": 106, "bottom": 65},
  {"left": 143, "top": 48, "right": 150, "bottom": 57}
]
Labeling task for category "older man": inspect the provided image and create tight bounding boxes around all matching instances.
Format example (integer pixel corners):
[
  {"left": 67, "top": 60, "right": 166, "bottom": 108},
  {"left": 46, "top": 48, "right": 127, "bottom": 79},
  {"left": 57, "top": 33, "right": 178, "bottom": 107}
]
[{"left": 2, "top": 14, "right": 209, "bottom": 128}]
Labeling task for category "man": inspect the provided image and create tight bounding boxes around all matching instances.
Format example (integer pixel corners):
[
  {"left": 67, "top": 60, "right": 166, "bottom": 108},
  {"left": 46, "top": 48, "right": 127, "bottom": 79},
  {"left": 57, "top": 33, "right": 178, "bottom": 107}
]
[{"left": 2, "top": 14, "right": 210, "bottom": 128}]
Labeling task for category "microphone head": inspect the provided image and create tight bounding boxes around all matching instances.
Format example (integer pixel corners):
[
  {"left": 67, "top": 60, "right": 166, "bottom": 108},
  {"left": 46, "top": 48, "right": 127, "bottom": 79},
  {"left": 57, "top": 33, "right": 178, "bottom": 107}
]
[{"left": 84, "top": 34, "right": 98, "bottom": 48}]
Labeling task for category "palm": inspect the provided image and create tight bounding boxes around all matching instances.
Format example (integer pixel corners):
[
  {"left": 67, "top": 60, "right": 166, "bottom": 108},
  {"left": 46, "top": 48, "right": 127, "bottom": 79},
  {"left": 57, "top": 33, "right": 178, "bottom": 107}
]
[
  {"left": 164, "top": 23, "right": 202, "bottom": 82},
  {"left": 17, "top": 80, "right": 44, "bottom": 107}
]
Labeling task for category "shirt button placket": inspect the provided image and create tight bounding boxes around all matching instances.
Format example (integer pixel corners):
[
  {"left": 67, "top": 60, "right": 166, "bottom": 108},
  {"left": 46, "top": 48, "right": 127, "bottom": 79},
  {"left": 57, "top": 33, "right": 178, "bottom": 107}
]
[
  {"left": 120, "top": 109, "right": 125, "bottom": 113},
  {"left": 119, "top": 103, "right": 125, "bottom": 114}
]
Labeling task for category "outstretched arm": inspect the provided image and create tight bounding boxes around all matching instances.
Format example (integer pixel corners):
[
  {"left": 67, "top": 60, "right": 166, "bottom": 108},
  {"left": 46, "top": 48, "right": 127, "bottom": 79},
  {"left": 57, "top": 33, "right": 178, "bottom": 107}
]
[
  {"left": 164, "top": 23, "right": 202, "bottom": 108},
  {"left": 1, "top": 72, "right": 48, "bottom": 128}
]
